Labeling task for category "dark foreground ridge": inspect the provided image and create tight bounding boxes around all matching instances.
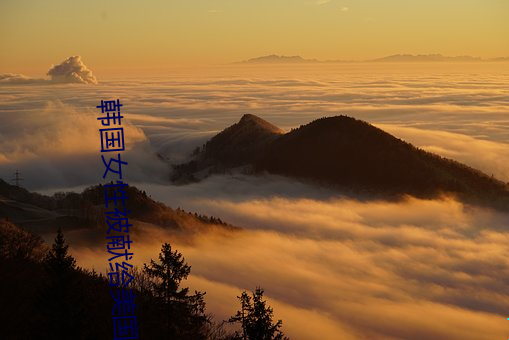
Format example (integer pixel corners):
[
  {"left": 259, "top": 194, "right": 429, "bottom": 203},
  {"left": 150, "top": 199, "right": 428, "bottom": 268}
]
[
  {"left": 0, "top": 184, "right": 283, "bottom": 339},
  {"left": 173, "top": 114, "right": 509, "bottom": 210}
]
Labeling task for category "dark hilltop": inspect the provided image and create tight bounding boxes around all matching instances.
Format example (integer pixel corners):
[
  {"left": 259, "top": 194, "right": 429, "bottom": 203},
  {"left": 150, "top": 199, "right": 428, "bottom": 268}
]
[{"left": 172, "top": 114, "right": 509, "bottom": 210}]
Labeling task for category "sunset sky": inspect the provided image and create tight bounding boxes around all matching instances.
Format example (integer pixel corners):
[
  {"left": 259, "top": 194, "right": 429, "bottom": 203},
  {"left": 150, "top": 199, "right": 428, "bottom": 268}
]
[{"left": 1, "top": 0, "right": 508, "bottom": 74}]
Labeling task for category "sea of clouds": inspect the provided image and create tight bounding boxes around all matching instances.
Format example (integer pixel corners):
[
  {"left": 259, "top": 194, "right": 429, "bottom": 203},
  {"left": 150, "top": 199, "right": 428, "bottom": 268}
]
[
  {"left": 1, "top": 61, "right": 508, "bottom": 188},
  {"left": 72, "top": 179, "right": 509, "bottom": 339},
  {"left": 1, "top": 59, "right": 509, "bottom": 339}
]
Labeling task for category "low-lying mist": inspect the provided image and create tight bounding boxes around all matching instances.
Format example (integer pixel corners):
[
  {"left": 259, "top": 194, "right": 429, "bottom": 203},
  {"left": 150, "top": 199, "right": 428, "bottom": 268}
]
[{"left": 68, "top": 175, "right": 509, "bottom": 340}]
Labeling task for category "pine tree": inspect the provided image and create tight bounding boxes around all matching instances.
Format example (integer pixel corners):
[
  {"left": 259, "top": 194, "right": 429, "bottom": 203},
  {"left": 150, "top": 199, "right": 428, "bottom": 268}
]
[
  {"left": 40, "top": 228, "right": 83, "bottom": 339},
  {"left": 45, "top": 227, "right": 76, "bottom": 274},
  {"left": 143, "top": 242, "right": 208, "bottom": 339},
  {"left": 229, "top": 288, "right": 288, "bottom": 340}
]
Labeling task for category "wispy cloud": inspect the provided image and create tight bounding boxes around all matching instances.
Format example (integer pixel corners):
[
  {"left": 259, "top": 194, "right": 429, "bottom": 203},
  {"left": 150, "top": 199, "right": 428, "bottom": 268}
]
[{"left": 0, "top": 73, "right": 45, "bottom": 84}]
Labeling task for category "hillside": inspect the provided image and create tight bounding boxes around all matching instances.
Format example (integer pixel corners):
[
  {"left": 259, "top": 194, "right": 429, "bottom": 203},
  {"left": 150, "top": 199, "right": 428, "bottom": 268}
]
[
  {"left": 0, "top": 220, "right": 217, "bottom": 339},
  {"left": 173, "top": 115, "right": 509, "bottom": 209},
  {"left": 0, "top": 179, "right": 236, "bottom": 237}
]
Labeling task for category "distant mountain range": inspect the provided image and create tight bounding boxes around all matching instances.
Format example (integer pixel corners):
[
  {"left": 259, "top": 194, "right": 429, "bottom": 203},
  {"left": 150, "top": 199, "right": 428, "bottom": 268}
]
[
  {"left": 239, "top": 55, "right": 321, "bottom": 64},
  {"left": 238, "top": 54, "right": 509, "bottom": 64},
  {"left": 172, "top": 114, "right": 509, "bottom": 210},
  {"left": 371, "top": 54, "right": 482, "bottom": 62}
]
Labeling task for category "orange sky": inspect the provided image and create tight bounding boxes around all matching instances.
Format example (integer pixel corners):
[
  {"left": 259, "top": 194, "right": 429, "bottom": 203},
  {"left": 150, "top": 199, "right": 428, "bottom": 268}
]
[{"left": 1, "top": 0, "right": 508, "bottom": 74}]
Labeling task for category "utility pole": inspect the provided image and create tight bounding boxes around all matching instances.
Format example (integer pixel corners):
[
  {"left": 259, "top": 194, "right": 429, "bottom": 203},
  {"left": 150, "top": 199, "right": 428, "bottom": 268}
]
[{"left": 11, "top": 169, "right": 23, "bottom": 187}]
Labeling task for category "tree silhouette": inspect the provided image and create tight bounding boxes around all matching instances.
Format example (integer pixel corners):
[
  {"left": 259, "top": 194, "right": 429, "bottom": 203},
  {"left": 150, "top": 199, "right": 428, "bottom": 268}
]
[
  {"left": 39, "top": 228, "right": 83, "bottom": 339},
  {"left": 143, "top": 242, "right": 208, "bottom": 339},
  {"left": 229, "top": 288, "right": 288, "bottom": 340},
  {"left": 44, "top": 227, "right": 76, "bottom": 274}
]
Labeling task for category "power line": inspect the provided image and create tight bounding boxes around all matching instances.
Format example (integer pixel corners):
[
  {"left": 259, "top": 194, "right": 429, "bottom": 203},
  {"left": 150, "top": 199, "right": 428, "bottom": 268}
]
[{"left": 11, "top": 169, "right": 23, "bottom": 187}]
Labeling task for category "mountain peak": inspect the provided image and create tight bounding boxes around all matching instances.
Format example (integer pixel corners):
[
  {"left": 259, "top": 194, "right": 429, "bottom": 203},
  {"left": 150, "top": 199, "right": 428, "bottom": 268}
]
[
  {"left": 239, "top": 113, "right": 261, "bottom": 123},
  {"left": 202, "top": 114, "right": 283, "bottom": 166},
  {"left": 172, "top": 115, "right": 283, "bottom": 175},
  {"left": 237, "top": 114, "right": 284, "bottom": 134}
]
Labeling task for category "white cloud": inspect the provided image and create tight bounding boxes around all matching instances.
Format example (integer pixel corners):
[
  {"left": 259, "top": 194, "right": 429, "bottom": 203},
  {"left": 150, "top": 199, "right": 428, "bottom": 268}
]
[
  {"left": 0, "top": 55, "right": 97, "bottom": 84},
  {"left": 47, "top": 56, "right": 97, "bottom": 84}
]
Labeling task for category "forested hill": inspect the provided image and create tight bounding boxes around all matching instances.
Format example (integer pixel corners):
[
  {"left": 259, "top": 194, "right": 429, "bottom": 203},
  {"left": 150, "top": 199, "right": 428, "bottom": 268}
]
[
  {"left": 173, "top": 114, "right": 509, "bottom": 210},
  {"left": 0, "top": 179, "right": 235, "bottom": 235}
]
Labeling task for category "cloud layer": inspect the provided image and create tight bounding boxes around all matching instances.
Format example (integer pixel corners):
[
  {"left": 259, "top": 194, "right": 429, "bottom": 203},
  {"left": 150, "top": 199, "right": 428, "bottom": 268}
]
[
  {"left": 68, "top": 179, "right": 509, "bottom": 340},
  {"left": 2, "top": 63, "right": 508, "bottom": 190},
  {"left": 2, "top": 63, "right": 508, "bottom": 339}
]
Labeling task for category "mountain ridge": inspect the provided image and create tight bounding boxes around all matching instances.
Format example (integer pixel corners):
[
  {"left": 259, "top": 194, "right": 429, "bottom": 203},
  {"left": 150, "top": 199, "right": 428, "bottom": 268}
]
[
  {"left": 172, "top": 114, "right": 509, "bottom": 210},
  {"left": 0, "top": 179, "right": 237, "bottom": 238}
]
